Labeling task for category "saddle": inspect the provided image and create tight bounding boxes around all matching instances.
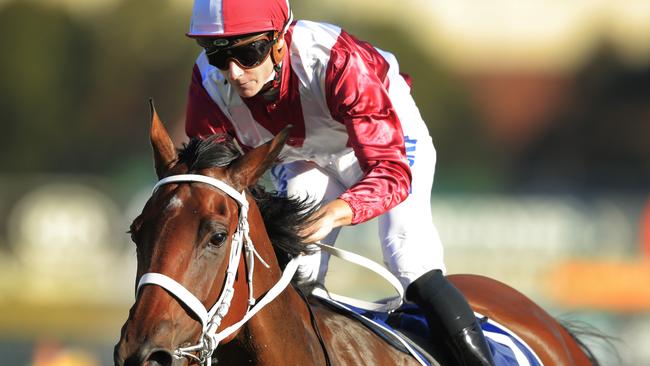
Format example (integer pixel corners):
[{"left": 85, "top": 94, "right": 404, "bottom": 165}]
[{"left": 312, "top": 293, "right": 542, "bottom": 366}]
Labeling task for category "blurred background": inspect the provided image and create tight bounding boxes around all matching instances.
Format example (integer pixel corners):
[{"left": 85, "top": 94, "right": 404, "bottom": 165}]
[{"left": 1, "top": 0, "right": 649, "bottom": 364}]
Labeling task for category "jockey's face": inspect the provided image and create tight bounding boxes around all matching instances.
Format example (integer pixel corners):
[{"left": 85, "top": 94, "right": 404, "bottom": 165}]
[
  {"left": 220, "top": 55, "right": 274, "bottom": 98},
  {"left": 197, "top": 32, "right": 279, "bottom": 98}
]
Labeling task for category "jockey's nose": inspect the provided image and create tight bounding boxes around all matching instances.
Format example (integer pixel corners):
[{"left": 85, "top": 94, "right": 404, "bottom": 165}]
[{"left": 227, "top": 60, "right": 244, "bottom": 80}]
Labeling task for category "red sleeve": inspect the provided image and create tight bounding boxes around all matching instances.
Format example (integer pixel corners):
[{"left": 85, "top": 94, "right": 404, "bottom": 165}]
[
  {"left": 325, "top": 32, "right": 412, "bottom": 225},
  {"left": 185, "top": 64, "right": 232, "bottom": 139}
]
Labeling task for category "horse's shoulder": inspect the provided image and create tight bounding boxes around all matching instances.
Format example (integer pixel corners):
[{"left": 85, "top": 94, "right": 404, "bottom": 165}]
[
  {"left": 305, "top": 298, "right": 423, "bottom": 364},
  {"left": 308, "top": 298, "right": 367, "bottom": 331}
]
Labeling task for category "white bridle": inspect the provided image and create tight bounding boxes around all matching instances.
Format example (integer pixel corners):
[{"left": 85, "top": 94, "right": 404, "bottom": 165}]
[
  {"left": 135, "top": 173, "right": 407, "bottom": 365},
  {"left": 136, "top": 174, "right": 300, "bottom": 366}
]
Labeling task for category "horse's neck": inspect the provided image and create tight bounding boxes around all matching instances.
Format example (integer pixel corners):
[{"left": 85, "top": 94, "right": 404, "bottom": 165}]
[
  {"left": 225, "top": 207, "right": 326, "bottom": 365},
  {"left": 233, "top": 287, "right": 324, "bottom": 364}
]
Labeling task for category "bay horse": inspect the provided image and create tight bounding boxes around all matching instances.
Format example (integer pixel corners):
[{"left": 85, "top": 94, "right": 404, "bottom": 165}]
[{"left": 114, "top": 104, "right": 598, "bottom": 366}]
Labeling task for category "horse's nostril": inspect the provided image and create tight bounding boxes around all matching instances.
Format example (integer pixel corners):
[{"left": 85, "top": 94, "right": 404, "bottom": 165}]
[{"left": 145, "top": 349, "right": 174, "bottom": 366}]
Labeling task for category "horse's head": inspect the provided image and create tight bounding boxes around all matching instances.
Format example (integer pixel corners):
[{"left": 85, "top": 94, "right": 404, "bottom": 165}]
[{"left": 114, "top": 102, "right": 289, "bottom": 366}]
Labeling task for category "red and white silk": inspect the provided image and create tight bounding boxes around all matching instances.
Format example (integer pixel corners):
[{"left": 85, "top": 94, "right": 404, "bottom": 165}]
[{"left": 185, "top": 20, "right": 445, "bottom": 285}]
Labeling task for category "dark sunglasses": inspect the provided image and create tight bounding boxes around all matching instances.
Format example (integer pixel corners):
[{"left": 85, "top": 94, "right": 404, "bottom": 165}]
[{"left": 198, "top": 33, "right": 277, "bottom": 71}]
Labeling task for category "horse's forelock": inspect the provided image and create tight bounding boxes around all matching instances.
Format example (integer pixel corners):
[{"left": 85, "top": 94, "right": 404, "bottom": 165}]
[{"left": 177, "top": 134, "right": 241, "bottom": 172}]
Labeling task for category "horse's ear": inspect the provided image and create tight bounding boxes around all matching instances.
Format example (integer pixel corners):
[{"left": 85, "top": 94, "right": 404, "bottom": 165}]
[
  {"left": 228, "top": 125, "right": 290, "bottom": 188},
  {"left": 149, "top": 99, "right": 177, "bottom": 178}
]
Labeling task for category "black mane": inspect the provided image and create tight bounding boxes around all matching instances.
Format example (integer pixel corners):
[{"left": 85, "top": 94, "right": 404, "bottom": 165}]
[
  {"left": 178, "top": 134, "right": 241, "bottom": 171},
  {"left": 177, "top": 135, "right": 318, "bottom": 261}
]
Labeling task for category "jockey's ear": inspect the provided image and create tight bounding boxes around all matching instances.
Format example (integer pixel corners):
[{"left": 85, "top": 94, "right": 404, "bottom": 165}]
[
  {"left": 149, "top": 99, "right": 177, "bottom": 178},
  {"left": 228, "top": 125, "right": 290, "bottom": 188}
]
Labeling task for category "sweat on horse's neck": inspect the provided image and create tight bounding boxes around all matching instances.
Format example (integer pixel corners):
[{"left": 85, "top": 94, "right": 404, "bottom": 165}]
[{"left": 216, "top": 204, "right": 326, "bottom": 365}]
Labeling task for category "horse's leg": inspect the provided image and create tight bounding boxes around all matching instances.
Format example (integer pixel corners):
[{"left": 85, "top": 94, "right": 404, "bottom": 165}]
[{"left": 449, "top": 274, "right": 593, "bottom": 366}]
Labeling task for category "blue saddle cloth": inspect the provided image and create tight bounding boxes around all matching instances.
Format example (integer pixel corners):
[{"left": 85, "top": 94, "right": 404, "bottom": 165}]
[{"left": 322, "top": 299, "right": 542, "bottom": 366}]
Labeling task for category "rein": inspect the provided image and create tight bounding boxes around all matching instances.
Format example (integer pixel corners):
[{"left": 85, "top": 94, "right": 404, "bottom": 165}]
[{"left": 136, "top": 174, "right": 300, "bottom": 366}]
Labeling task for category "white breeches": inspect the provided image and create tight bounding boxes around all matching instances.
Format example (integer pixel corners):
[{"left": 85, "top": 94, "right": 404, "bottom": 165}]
[{"left": 270, "top": 134, "right": 445, "bottom": 289}]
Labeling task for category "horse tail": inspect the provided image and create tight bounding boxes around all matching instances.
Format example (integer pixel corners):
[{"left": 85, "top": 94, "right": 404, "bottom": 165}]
[{"left": 559, "top": 317, "right": 620, "bottom": 366}]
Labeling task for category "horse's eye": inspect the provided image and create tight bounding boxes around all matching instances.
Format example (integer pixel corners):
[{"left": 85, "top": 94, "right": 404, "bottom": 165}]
[{"left": 209, "top": 232, "right": 228, "bottom": 247}]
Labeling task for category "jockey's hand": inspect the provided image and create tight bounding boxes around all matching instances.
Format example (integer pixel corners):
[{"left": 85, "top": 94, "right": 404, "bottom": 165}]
[{"left": 299, "top": 199, "right": 353, "bottom": 243}]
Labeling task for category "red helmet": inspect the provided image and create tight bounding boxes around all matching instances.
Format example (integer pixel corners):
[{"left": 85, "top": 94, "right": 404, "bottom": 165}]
[{"left": 188, "top": 0, "right": 292, "bottom": 38}]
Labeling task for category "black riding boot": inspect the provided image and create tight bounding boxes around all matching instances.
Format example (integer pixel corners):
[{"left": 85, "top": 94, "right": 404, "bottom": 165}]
[{"left": 406, "top": 269, "right": 495, "bottom": 366}]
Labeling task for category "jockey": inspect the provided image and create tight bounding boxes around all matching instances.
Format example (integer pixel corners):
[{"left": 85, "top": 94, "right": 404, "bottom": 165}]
[{"left": 184, "top": 0, "right": 494, "bottom": 365}]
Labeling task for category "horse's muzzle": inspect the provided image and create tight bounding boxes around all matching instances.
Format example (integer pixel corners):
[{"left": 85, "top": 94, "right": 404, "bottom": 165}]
[{"left": 114, "top": 341, "right": 186, "bottom": 366}]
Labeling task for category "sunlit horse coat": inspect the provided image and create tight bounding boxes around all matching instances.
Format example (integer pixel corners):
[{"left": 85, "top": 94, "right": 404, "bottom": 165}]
[{"left": 184, "top": 20, "right": 445, "bottom": 285}]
